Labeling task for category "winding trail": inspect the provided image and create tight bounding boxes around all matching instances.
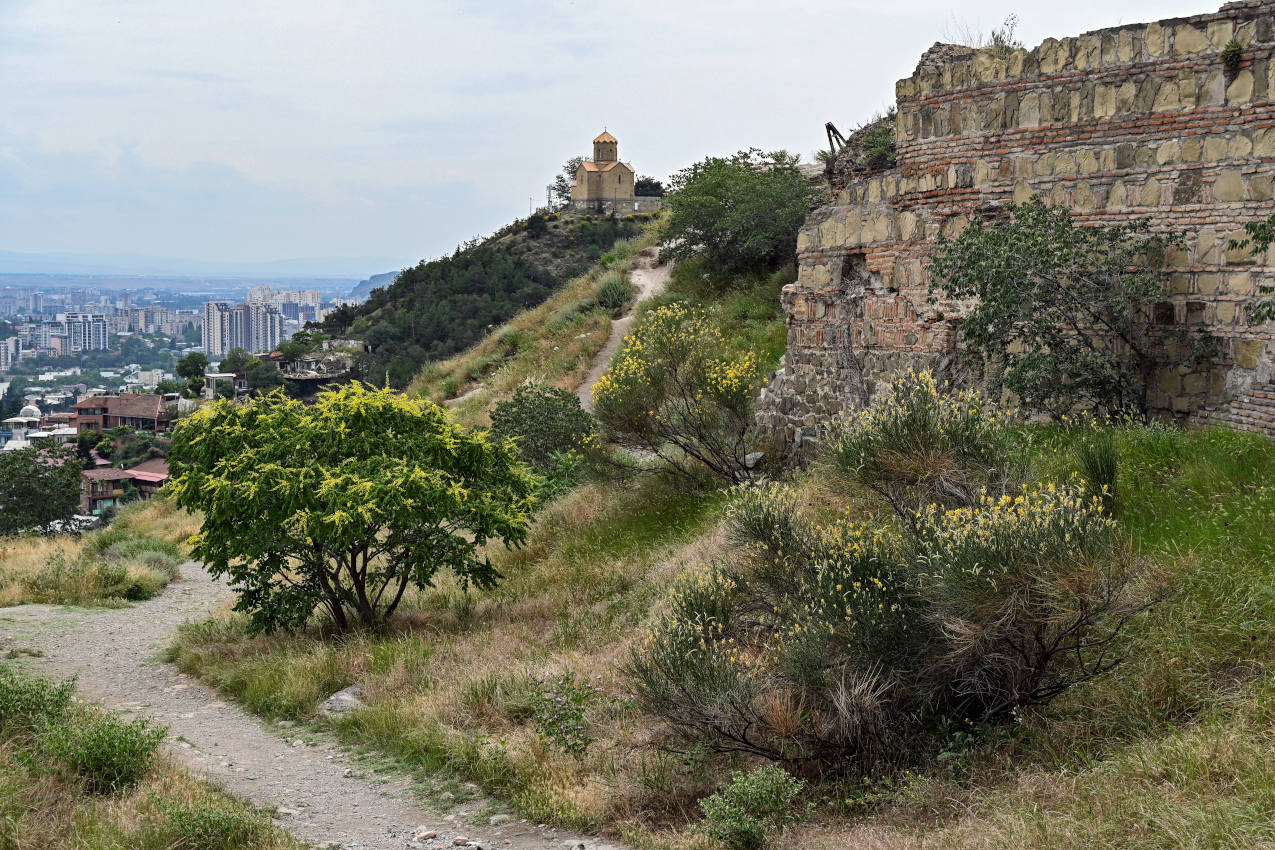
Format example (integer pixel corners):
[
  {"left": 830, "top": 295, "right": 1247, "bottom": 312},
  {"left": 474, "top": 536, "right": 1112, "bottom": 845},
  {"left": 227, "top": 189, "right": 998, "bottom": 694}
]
[
  {"left": 576, "top": 247, "right": 671, "bottom": 411},
  {"left": 0, "top": 565, "right": 621, "bottom": 850}
]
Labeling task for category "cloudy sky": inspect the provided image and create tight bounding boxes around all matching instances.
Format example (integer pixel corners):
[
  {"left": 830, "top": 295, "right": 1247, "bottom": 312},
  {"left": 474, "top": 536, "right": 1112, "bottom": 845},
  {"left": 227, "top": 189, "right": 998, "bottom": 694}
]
[{"left": 0, "top": 0, "right": 1210, "bottom": 276}]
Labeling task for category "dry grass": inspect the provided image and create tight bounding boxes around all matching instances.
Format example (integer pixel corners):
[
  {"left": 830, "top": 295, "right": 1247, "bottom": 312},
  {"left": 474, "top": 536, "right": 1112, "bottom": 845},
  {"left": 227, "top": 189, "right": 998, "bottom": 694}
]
[
  {"left": 409, "top": 228, "right": 660, "bottom": 429},
  {"left": 0, "top": 497, "right": 201, "bottom": 607}
]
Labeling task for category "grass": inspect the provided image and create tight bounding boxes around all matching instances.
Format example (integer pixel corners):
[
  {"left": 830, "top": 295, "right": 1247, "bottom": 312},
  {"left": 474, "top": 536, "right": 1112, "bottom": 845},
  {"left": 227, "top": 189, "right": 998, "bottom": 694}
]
[
  {"left": 409, "top": 226, "right": 661, "bottom": 430},
  {"left": 0, "top": 664, "right": 299, "bottom": 850},
  {"left": 0, "top": 498, "right": 201, "bottom": 607}
]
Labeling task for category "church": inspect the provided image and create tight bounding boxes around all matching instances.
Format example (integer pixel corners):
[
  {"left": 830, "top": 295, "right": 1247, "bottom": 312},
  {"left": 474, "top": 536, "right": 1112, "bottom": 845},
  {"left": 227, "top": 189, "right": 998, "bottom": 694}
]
[{"left": 570, "top": 131, "right": 661, "bottom": 214}]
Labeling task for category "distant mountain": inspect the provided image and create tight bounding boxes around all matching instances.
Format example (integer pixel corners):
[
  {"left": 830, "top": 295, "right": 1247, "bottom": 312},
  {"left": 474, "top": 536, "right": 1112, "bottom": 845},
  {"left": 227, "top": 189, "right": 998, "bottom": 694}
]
[
  {"left": 349, "top": 271, "right": 400, "bottom": 303},
  {"left": 0, "top": 249, "right": 409, "bottom": 279}
]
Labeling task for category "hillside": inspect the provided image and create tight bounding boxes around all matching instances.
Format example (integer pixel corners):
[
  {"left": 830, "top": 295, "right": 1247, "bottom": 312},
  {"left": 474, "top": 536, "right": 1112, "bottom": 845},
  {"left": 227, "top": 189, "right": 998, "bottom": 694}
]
[{"left": 319, "top": 210, "right": 652, "bottom": 386}]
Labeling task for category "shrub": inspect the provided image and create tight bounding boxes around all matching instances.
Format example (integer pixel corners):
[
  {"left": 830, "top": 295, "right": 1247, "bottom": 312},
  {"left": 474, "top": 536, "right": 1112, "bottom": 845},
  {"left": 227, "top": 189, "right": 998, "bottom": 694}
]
[
  {"left": 489, "top": 383, "right": 595, "bottom": 471},
  {"left": 0, "top": 667, "right": 74, "bottom": 735},
  {"left": 530, "top": 672, "right": 602, "bottom": 756},
  {"left": 41, "top": 709, "right": 166, "bottom": 793},
  {"left": 822, "top": 371, "right": 1021, "bottom": 524},
  {"left": 152, "top": 795, "right": 273, "bottom": 850},
  {"left": 593, "top": 304, "right": 764, "bottom": 484},
  {"left": 595, "top": 270, "right": 636, "bottom": 314},
  {"left": 697, "top": 764, "right": 811, "bottom": 850},
  {"left": 628, "top": 384, "right": 1156, "bottom": 772}
]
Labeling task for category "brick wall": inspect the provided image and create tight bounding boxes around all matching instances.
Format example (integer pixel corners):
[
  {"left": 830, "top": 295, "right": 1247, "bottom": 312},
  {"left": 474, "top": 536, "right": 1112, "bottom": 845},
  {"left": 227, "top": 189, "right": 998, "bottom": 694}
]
[{"left": 757, "top": 0, "right": 1275, "bottom": 455}]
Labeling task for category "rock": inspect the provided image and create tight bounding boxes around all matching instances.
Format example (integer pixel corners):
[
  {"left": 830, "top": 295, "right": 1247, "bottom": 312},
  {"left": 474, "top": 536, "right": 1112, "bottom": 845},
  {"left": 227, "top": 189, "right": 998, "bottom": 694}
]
[
  {"left": 318, "top": 685, "right": 365, "bottom": 717},
  {"left": 453, "top": 838, "right": 469, "bottom": 846},
  {"left": 416, "top": 828, "right": 437, "bottom": 841},
  {"left": 745, "top": 451, "right": 765, "bottom": 469},
  {"left": 489, "top": 814, "right": 513, "bottom": 826}
]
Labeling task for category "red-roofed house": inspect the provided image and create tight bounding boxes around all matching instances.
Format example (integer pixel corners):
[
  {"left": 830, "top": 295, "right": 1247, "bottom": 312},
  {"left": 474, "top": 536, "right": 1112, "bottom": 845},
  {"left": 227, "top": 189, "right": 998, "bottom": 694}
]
[
  {"left": 73, "top": 394, "right": 172, "bottom": 434},
  {"left": 79, "top": 458, "right": 171, "bottom": 515}
]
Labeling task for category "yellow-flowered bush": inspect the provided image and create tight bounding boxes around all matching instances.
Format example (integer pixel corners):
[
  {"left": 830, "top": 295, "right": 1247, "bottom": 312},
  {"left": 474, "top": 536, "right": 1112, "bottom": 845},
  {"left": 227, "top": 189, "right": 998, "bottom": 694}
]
[
  {"left": 822, "top": 370, "right": 1022, "bottom": 518},
  {"left": 593, "top": 303, "right": 763, "bottom": 483},
  {"left": 628, "top": 392, "right": 1152, "bottom": 772}
]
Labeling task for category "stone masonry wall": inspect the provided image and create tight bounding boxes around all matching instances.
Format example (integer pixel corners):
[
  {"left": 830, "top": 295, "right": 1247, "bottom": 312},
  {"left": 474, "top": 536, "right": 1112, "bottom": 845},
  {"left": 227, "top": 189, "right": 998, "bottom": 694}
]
[{"left": 757, "top": 0, "right": 1275, "bottom": 455}]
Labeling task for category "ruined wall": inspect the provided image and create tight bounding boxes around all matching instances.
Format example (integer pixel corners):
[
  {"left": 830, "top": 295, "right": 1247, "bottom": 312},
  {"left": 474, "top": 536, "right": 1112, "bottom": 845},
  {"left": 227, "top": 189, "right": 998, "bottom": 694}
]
[{"left": 757, "top": 0, "right": 1275, "bottom": 454}]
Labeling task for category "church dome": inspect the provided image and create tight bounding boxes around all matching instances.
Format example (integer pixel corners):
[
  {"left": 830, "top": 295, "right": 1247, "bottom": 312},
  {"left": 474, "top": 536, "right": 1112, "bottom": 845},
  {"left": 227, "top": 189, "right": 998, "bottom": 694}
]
[{"left": 18, "top": 404, "right": 40, "bottom": 419}]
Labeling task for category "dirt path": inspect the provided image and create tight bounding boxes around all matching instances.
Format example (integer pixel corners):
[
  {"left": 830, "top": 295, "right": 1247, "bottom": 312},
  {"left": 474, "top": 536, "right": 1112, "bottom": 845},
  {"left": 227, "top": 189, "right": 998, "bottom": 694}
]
[
  {"left": 576, "top": 247, "right": 671, "bottom": 412},
  {"left": 0, "top": 566, "right": 621, "bottom": 850}
]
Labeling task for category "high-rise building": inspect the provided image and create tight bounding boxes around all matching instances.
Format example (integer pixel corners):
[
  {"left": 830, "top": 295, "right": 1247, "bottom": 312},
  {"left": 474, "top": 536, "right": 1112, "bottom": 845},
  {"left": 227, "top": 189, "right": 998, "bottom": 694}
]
[
  {"left": 203, "top": 300, "right": 284, "bottom": 357},
  {"left": 62, "top": 313, "right": 109, "bottom": 351},
  {"left": 0, "top": 337, "right": 21, "bottom": 371}
]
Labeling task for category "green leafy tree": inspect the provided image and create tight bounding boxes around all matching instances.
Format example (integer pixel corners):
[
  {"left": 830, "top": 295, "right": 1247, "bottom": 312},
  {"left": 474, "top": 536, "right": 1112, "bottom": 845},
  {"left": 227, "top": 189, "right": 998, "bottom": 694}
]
[
  {"left": 0, "top": 445, "right": 82, "bottom": 534},
  {"left": 218, "top": 348, "right": 254, "bottom": 374},
  {"left": 167, "top": 384, "right": 537, "bottom": 633},
  {"left": 489, "top": 383, "right": 595, "bottom": 470},
  {"left": 661, "top": 148, "right": 817, "bottom": 274},
  {"left": 930, "top": 198, "right": 1192, "bottom": 419},
  {"left": 154, "top": 379, "right": 182, "bottom": 395},
  {"left": 175, "top": 352, "right": 208, "bottom": 382},
  {"left": 634, "top": 176, "right": 665, "bottom": 197},
  {"left": 243, "top": 360, "right": 284, "bottom": 392},
  {"left": 551, "top": 156, "right": 584, "bottom": 206},
  {"left": 1229, "top": 213, "right": 1275, "bottom": 322}
]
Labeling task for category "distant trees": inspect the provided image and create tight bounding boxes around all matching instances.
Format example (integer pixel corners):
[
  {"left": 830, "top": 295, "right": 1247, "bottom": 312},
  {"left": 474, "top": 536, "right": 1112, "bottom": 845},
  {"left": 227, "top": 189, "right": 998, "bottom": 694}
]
[
  {"left": 0, "top": 445, "right": 82, "bottom": 534},
  {"left": 168, "top": 384, "right": 537, "bottom": 632},
  {"left": 634, "top": 176, "right": 665, "bottom": 197},
  {"left": 217, "top": 348, "right": 254, "bottom": 374},
  {"left": 175, "top": 352, "right": 208, "bottom": 381},
  {"left": 662, "top": 149, "right": 817, "bottom": 274}
]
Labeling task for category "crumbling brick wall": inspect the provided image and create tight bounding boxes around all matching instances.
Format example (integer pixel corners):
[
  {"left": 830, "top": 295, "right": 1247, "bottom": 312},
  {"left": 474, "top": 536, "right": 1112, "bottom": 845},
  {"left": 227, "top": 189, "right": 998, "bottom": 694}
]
[{"left": 757, "top": 0, "right": 1275, "bottom": 455}]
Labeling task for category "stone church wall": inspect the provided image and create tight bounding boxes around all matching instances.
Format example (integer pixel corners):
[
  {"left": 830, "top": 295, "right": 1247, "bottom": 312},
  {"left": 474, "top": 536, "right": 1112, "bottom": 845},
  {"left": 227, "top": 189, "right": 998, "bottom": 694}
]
[{"left": 757, "top": 0, "right": 1275, "bottom": 455}]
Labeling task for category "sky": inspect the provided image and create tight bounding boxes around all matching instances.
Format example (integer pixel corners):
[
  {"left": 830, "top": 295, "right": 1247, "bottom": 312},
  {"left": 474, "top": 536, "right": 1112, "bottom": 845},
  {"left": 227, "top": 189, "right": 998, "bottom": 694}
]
[{"left": 0, "top": 0, "right": 1212, "bottom": 277}]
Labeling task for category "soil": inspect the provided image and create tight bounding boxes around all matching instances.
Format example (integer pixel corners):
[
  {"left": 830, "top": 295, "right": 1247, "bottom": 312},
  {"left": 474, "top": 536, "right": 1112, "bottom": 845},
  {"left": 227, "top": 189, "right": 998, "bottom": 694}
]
[{"left": 0, "top": 564, "right": 623, "bottom": 850}]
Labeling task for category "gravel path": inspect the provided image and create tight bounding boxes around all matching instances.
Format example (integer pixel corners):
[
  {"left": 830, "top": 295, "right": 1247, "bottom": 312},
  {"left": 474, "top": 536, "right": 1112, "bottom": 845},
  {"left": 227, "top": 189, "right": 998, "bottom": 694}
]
[
  {"left": 0, "top": 564, "right": 622, "bottom": 850},
  {"left": 577, "top": 247, "right": 671, "bottom": 412}
]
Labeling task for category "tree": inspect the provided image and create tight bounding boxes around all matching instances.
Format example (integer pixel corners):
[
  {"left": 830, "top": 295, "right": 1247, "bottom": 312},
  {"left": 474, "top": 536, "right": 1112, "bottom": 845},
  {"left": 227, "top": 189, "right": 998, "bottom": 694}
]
[
  {"left": 155, "top": 379, "right": 182, "bottom": 395},
  {"left": 551, "top": 156, "right": 584, "bottom": 207},
  {"left": 243, "top": 360, "right": 284, "bottom": 392},
  {"left": 489, "top": 383, "right": 595, "bottom": 471},
  {"left": 0, "top": 445, "right": 82, "bottom": 534},
  {"left": 176, "top": 352, "right": 208, "bottom": 382},
  {"left": 634, "top": 176, "right": 665, "bottom": 197},
  {"left": 167, "top": 384, "right": 537, "bottom": 633},
  {"left": 661, "top": 149, "right": 817, "bottom": 274},
  {"left": 930, "top": 198, "right": 1199, "bottom": 419},
  {"left": 218, "top": 348, "right": 254, "bottom": 374}
]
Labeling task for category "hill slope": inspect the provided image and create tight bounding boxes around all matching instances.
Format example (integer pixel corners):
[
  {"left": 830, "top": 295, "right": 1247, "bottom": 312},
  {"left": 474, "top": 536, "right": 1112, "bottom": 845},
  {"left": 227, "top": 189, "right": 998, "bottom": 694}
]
[{"left": 319, "top": 210, "right": 651, "bottom": 386}]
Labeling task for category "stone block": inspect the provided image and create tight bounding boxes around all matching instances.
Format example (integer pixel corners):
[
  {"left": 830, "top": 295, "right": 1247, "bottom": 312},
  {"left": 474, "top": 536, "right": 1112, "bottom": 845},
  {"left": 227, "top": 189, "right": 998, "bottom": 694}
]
[
  {"left": 1255, "top": 129, "right": 1275, "bottom": 158},
  {"left": 1013, "top": 180, "right": 1034, "bottom": 203},
  {"left": 1142, "top": 177, "right": 1162, "bottom": 206},
  {"left": 1229, "top": 135, "right": 1254, "bottom": 158},
  {"left": 1184, "top": 372, "right": 1208, "bottom": 394},
  {"left": 1203, "top": 137, "right": 1228, "bottom": 161},
  {"left": 1217, "top": 301, "right": 1237, "bottom": 323},
  {"left": 1175, "top": 25, "right": 1209, "bottom": 55},
  {"left": 1253, "top": 175, "right": 1274, "bottom": 202},
  {"left": 1200, "top": 69, "right": 1226, "bottom": 106},
  {"left": 1236, "top": 339, "right": 1264, "bottom": 369},
  {"left": 1035, "top": 153, "right": 1055, "bottom": 176},
  {"left": 1116, "top": 80, "right": 1137, "bottom": 112},
  {"left": 1100, "top": 148, "right": 1116, "bottom": 170},
  {"left": 1153, "top": 78, "right": 1181, "bottom": 111},
  {"left": 1228, "top": 229, "right": 1256, "bottom": 263},
  {"left": 1146, "top": 22, "right": 1166, "bottom": 58},
  {"left": 1171, "top": 273, "right": 1190, "bottom": 294},
  {"left": 1208, "top": 20, "right": 1235, "bottom": 47},
  {"left": 974, "top": 159, "right": 993, "bottom": 185},
  {"left": 1181, "top": 137, "right": 1201, "bottom": 162},
  {"left": 1198, "top": 273, "right": 1219, "bottom": 294},
  {"left": 1213, "top": 170, "right": 1246, "bottom": 202},
  {"left": 1230, "top": 272, "right": 1254, "bottom": 295},
  {"left": 1074, "top": 181, "right": 1095, "bottom": 210},
  {"left": 1054, "top": 153, "right": 1077, "bottom": 177},
  {"left": 1228, "top": 70, "right": 1254, "bottom": 104},
  {"left": 1160, "top": 369, "right": 1181, "bottom": 393},
  {"left": 1156, "top": 140, "right": 1180, "bottom": 165},
  {"left": 1108, "top": 180, "right": 1127, "bottom": 207},
  {"left": 1078, "top": 149, "right": 1099, "bottom": 173},
  {"left": 1094, "top": 84, "right": 1116, "bottom": 118}
]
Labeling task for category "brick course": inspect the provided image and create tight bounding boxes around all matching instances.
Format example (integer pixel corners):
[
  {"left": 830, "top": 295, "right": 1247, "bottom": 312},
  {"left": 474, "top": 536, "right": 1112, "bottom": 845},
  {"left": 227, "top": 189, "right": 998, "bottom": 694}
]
[{"left": 758, "top": 0, "right": 1275, "bottom": 454}]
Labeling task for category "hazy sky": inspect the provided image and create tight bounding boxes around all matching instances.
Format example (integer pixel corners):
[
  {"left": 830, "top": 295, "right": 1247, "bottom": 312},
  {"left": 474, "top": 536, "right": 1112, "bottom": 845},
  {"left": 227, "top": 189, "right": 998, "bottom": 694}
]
[{"left": 0, "top": 0, "right": 1211, "bottom": 275}]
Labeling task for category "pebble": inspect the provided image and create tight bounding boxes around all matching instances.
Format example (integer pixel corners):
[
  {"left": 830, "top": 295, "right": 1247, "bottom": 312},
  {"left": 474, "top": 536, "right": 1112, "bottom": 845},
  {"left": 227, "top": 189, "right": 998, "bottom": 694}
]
[
  {"left": 415, "top": 829, "right": 437, "bottom": 841},
  {"left": 453, "top": 838, "right": 469, "bottom": 846}
]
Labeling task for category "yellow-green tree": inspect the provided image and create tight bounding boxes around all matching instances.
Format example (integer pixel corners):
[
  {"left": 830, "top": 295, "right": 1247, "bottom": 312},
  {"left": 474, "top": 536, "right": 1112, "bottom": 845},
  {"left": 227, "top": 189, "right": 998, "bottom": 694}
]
[
  {"left": 168, "top": 384, "right": 537, "bottom": 632},
  {"left": 592, "top": 304, "right": 763, "bottom": 483}
]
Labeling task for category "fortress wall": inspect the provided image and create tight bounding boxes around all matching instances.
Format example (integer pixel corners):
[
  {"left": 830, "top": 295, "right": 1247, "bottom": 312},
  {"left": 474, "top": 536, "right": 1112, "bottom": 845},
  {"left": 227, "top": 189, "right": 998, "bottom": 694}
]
[{"left": 758, "top": 0, "right": 1275, "bottom": 454}]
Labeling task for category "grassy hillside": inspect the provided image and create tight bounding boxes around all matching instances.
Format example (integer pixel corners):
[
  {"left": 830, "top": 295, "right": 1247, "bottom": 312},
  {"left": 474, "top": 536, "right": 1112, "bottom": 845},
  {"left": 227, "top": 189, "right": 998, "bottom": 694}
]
[{"left": 321, "top": 210, "right": 654, "bottom": 386}]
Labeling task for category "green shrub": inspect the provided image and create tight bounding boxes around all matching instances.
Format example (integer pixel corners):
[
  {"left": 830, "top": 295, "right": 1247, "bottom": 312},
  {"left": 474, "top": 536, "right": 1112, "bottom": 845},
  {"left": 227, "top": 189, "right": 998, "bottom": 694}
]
[
  {"left": 593, "top": 303, "right": 764, "bottom": 484},
  {"left": 530, "top": 672, "right": 602, "bottom": 756},
  {"left": 440, "top": 377, "right": 460, "bottom": 399},
  {"left": 490, "top": 383, "right": 595, "bottom": 471},
  {"left": 628, "top": 379, "right": 1155, "bottom": 772},
  {"left": 821, "top": 371, "right": 1020, "bottom": 523},
  {"left": 595, "top": 270, "right": 636, "bottom": 314},
  {"left": 152, "top": 795, "right": 273, "bottom": 850},
  {"left": 41, "top": 709, "right": 166, "bottom": 793},
  {"left": 697, "top": 764, "right": 811, "bottom": 850},
  {"left": 0, "top": 667, "right": 74, "bottom": 735}
]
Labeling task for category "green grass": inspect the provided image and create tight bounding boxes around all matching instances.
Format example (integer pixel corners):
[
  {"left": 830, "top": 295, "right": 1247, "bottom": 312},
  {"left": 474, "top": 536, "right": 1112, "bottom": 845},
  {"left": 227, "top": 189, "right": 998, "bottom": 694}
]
[{"left": 0, "top": 664, "right": 299, "bottom": 850}]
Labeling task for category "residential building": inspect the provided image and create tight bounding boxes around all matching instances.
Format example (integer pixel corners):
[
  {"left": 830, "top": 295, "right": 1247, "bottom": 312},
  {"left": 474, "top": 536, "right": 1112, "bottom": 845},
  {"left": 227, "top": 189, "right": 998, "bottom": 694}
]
[
  {"left": 62, "top": 313, "right": 109, "bottom": 351},
  {"left": 203, "top": 300, "right": 284, "bottom": 356},
  {"left": 0, "top": 337, "right": 20, "bottom": 371},
  {"left": 72, "top": 394, "right": 172, "bottom": 433}
]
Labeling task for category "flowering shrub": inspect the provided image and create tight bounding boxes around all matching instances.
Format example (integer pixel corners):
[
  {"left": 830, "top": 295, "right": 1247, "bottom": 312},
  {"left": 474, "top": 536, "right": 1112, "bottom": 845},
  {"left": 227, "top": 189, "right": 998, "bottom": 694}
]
[
  {"left": 628, "top": 389, "right": 1155, "bottom": 772},
  {"left": 592, "top": 304, "right": 764, "bottom": 483},
  {"left": 822, "top": 371, "right": 1021, "bottom": 523},
  {"left": 697, "top": 764, "right": 812, "bottom": 850},
  {"left": 530, "top": 672, "right": 609, "bottom": 756}
]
